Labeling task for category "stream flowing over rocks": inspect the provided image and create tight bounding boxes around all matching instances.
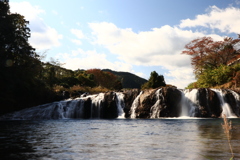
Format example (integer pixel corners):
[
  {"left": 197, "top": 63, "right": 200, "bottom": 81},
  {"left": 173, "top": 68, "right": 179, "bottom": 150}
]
[{"left": 1, "top": 87, "right": 240, "bottom": 120}]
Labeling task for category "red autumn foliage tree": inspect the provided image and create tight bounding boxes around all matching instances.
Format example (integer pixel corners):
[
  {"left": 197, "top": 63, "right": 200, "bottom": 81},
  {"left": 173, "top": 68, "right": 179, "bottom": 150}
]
[
  {"left": 86, "top": 69, "right": 122, "bottom": 90},
  {"left": 182, "top": 36, "right": 240, "bottom": 78}
]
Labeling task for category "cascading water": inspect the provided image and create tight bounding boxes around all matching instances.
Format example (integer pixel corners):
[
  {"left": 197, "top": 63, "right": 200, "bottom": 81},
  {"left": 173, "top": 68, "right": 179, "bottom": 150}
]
[
  {"left": 2, "top": 93, "right": 109, "bottom": 120},
  {"left": 116, "top": 92, "right": 125, "bottom": 118},
  {"left": 91, "top": 93, "right": 105, "bottom": 118},
  {"left": 1, "top": 88, "right": 240, "bottom": 120},
  {"left": 130, "top": 91, "right": 143, "bottom": 118},
  {"left": 63, "top": 99, "right": 84, "bottom": 118},
  {"left": 180, "top": 89, "right": 198, "bottom": 117},
  {"left": 229, "top": 90, "right": 240, "bottom": 101},
  {"left": 211, "top": 89, "right": 237, "bottom": 118},
  {"left": 150, "top": 89, "right": 163, "bottom": 118}
]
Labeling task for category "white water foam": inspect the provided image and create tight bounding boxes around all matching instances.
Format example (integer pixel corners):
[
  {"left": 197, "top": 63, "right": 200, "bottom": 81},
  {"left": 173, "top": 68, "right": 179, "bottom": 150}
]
[
  {"left": 180, "top": 89, "right": 198, "bottom": 117},
  {"left": 90, "top": 93, "right": 105, "bottom": 118},
  {"left": 211, "top": 89, "right": 237, "bottom": 118},
  {"left": 150, "top": 89, "right": 162, "bottom": 118},
  {"left": 116, "top": 92, "right": 125, "bottom": 118},
  {"left": 130, "top": 91, "right": 143, "bottom": 118}
]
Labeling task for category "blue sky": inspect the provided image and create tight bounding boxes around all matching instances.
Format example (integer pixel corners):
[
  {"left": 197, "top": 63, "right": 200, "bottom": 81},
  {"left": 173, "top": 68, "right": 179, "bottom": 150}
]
[{"left": 9, "top": 0, "right": 240, "bottom": 88}]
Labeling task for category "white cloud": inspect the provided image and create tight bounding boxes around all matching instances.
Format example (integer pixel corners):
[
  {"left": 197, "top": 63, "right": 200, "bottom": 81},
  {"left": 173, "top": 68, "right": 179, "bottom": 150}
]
[
  {"left": 10, "top": 1, "right": 45, "bottom": 20},
  {"left": 61, "top": 49, "right": 134, "bottom": 73},
  {"left": 30, "top": 27, "right": 62, "bottom": 49},
  {"left": 165, "top": 68, "right": 195, "bottom": 89},
  {"left": 88, "top": 22, "right": 225, "bottom": 88},
  {"left": 71, "top": 39, "right": 82, "bottom": 45},
  {"left": 71, "top": 29, "right": 85, "bottom": 39},
  {"left": 179, "top": 6, "right": 240, "bottom": 34},
  {"left": 88, "top": 22, "right": 207, "bottom": 68},
  {"left": 10, "top": 2, "right": 62, "bottom": 50}
]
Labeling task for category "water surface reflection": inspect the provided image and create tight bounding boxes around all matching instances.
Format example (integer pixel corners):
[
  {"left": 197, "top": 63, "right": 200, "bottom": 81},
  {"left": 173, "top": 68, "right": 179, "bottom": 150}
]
[{"left": 0, "top": 119, "right": 239, "bottom": 160}]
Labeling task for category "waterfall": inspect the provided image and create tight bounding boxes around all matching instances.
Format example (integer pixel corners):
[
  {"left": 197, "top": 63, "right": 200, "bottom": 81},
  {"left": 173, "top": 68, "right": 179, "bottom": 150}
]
[
  {"left": 7, "top": 100, "right": 69, "bottom": 120},
  {"left": 2, "top": 94, "right": 96, "bottom": 120},
  {"left": 211, "top": 89, "right": 237, "bottom": 118},
  {"left": 229, "top": 90, "right": 240, "bottom": 101},
  {"left": 91, "top": 93, "right": 105, "bottom": 118},
  {"left": 1, "top": 88, "right": 240, "bottom": 120},
  {"left": 150, "top": 89, "right": 162, "bottom": 118},
  {"left": 116, "top": 92, "right": 125, "bottom": 118},
  {"left": 180, "top": 89, "right": 198, "bottom": 117},
  {"left": 130, "top": 91, "right": 143, "bottom": 118},
  {"left": 63, "top": 99, "right": 84, "bottom": 118}
]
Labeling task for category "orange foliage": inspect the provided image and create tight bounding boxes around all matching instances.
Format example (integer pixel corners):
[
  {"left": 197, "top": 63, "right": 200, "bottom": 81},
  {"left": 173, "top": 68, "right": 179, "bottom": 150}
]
[
  {"left": 86, "top": 69, "right": 122, "bottom": 90},
  {"left": 182, "top": 36, "right": 240, "bottom": 77}
]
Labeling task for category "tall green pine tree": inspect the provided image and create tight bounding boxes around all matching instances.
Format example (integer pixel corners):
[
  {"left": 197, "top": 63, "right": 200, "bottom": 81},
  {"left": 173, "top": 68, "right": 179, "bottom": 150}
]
[{"left": 142, "top": 71, "right": 166, "bottom": 89}]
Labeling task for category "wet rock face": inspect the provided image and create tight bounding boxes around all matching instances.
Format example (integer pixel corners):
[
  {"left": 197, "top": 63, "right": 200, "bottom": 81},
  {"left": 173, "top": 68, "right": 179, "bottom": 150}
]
[
  {"left": 130, "top": 87, "right": 183, "bottom": 118},
  {"left": 101, "top": 92, "right": 118, "bottom": 119},
  {"left": 207, "top": 89, "right": 222, "bottom": 118},
  {"left": 196, "top": 88, "right": 209, "bottom": 117},
  {"left": 123, "top": 89, "right": 140, "bottom": 118},
  {"left": 225, "top": 90, "right": 240, "bottom": 117},
  {"left": 83, "top": 97, "right": 92, "bottom": 119},
  {"left": 135, "top": 89, "right": 157, "bottom": 118},
  {"left": 160, "top": 87, "right": 182, "bottom": 117},
  {"left": 196, "top": 88, "right": 222, "bottom": 118}
]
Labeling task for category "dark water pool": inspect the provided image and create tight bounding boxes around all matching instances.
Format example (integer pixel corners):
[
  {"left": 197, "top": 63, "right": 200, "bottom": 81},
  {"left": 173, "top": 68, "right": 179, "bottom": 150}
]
[{"left": 0, "top": 118, "right": 240, "bottom": 160}]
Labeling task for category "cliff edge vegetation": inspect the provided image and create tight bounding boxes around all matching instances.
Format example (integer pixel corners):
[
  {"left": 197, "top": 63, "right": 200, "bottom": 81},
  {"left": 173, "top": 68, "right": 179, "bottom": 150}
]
[{"left": 182, "top": 36, "right": 240, "bottom": 89}]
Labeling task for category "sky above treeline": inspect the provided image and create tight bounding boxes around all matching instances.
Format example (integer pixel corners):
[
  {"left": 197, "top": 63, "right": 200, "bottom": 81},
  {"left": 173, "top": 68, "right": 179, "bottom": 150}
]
[{"left": 9, "top": 0, "right": 240, "bottom": 88}]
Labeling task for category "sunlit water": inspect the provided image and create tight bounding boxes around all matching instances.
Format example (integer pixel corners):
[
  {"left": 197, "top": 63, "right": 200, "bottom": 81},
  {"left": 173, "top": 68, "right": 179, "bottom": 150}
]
[{"left": 0, "top": 119, "right": 240, "bottom": 160}]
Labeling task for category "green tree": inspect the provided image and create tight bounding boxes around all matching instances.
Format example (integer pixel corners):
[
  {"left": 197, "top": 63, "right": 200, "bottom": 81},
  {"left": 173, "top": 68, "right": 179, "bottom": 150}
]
[
  {"left": 0, "top": 2, "right": 39, "bottom": 68},
  {"left": 76, "top": 71, "right": 96, "bottom": 87},
  {"left": 196, "top": 65, "right": 234, "bottom": 88},
  {"left": 142, "top": 71, "right": 166, "bottom": 89},
  {"left": 0, "top": 1, "right": 53, "bottom": 114}
]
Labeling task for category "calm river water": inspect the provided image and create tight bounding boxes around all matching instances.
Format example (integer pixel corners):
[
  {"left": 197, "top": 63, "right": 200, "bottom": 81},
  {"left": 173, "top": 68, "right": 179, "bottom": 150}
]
[{"left": 0, "top": 118, "right": 240, "bottom": 160}]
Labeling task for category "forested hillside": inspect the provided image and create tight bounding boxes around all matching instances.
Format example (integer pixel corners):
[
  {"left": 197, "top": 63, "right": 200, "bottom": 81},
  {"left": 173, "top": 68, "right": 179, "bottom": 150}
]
[{"left": 102, "top": 69, "right": 147, "bottom": 89}]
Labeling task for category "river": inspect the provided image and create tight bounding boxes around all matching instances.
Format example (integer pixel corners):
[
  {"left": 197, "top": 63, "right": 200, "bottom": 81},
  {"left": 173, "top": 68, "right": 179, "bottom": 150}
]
[{"left": 0, "top": 118, "right": 240, "bottom": 160}]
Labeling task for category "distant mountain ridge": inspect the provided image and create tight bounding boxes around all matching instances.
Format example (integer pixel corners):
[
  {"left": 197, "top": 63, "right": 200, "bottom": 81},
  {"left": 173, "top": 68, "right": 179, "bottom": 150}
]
[{"left": 102, "top": 69, "right": 147, "bottom": 89}]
